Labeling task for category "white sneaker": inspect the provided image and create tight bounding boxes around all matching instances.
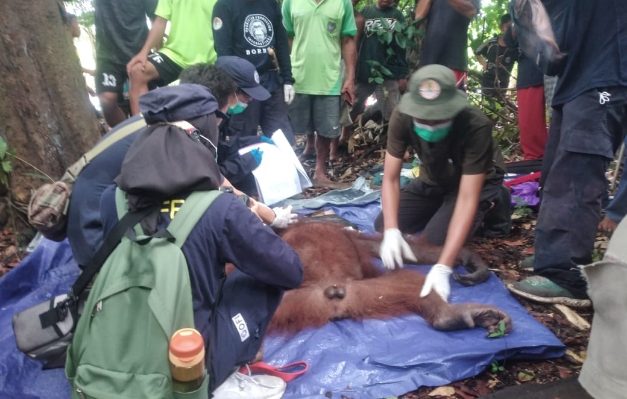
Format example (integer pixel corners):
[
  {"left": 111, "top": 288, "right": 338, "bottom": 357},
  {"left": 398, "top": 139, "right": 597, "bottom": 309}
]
[{"left": 212, "top": 369, "right": 286, "bottom": 399}]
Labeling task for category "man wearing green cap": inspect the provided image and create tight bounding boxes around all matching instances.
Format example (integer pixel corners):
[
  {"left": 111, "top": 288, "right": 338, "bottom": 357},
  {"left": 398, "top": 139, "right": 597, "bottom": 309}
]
[{"left": 375, "top": 64, "right": 506, "bottom": 302}]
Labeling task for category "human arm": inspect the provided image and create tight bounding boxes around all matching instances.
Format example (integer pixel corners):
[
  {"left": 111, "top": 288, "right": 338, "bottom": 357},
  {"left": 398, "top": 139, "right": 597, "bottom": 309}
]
[
  {"left": 420, "top": 172, "right": 485, "bottom": 301},
  {"left": 414, "top": 0, "right": 432, "bottom": 21},
  {"left": 341, "top": 36, "right": 357, "bottom": 104},
  {"left": 354, "top": 11, "right": 365, "bottom": 48},
  {"left": 126, "top": 16, "right": 167, "bottom": 74},
  {"left": 379, "top": 152, "right": 418, "bottom": 268},
  {"left": 273, "top": 0, "right": 294, "bottom": 85},
  {"left": 221, "top": 198, "right": 304, "bottom": 289},
  {"left": 212, "top": 0, "right": 235, "bottom": 56},
  {"left": 447, "top": 0, "right": 478, "bottom": 19}
]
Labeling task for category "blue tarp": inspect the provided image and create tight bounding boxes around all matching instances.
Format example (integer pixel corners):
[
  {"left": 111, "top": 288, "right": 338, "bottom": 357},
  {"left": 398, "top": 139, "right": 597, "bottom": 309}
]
[{"left": 0, "top": 201, "right": 564, "bottom": 399}]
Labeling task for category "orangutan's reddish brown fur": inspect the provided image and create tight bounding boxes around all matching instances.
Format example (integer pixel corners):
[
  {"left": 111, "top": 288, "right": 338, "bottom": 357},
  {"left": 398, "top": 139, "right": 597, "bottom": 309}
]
[{"left": 268, "top": 222, "right": 511, "bottom": 335}]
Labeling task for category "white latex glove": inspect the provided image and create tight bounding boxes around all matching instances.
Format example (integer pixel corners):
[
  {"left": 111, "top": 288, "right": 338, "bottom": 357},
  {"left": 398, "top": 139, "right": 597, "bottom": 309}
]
[
  {"left": 284, "top": 84, "right": 295, "bottom": 105},
  {"left": 270, "top": 205, "right": 298, "bottom": 228},
  {"left": 420, "top": 263, "right": 453, "bottom": 302},
  {"left": 379, "top": 228, "right": 418, "bottom": 270}
]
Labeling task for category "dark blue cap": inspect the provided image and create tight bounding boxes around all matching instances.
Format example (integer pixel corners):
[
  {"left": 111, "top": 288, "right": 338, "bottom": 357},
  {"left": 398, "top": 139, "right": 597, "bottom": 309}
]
[
  {"left": 215, "top": 56, "right": 271, "bottom": 101},
  {"left": 139, "top": 84, "right": 219, "bottom": 124}
]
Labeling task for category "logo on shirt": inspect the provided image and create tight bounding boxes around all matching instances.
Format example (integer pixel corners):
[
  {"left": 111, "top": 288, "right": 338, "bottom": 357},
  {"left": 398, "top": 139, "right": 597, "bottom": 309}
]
[
  {"left": 244, "top": 14, "right": 274, "bottom": 47},
  {"left": 364, "top": 18, "right": 398, "bottom": 37},
  {"left": 232, "top": 313, "right": 250, "bottom": 342},
  {"left": 327, "top": 21, "right": 337, "bottom": 33}
]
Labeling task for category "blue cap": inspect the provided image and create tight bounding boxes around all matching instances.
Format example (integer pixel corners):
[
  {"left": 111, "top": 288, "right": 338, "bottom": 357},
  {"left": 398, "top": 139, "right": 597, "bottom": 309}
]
[
  {"left": 215, "top": 56, "right": 271, "bottom": 101},
  {"left": 139, "top": 84, "right": 219, "bottom": 124}
]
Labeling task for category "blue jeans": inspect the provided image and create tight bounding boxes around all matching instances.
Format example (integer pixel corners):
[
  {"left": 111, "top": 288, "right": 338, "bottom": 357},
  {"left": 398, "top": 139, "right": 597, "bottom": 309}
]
[{"left": 534, "top": 87, "right": 627, "bottom": 298}]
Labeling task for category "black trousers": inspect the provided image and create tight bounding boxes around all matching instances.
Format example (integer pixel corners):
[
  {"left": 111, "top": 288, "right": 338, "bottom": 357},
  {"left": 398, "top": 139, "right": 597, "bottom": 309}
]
[
  {"left": 534, "top": 87, "right": 627, "bottom": 298},
  {"left": 374, "top": 178, "right": 506, "bottom": 245}
]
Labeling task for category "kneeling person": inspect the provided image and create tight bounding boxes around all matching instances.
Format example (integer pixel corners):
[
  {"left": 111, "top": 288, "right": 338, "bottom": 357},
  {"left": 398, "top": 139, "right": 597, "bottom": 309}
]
[{"left": 376, "top": 64, "right": 507, "bottom": 302}]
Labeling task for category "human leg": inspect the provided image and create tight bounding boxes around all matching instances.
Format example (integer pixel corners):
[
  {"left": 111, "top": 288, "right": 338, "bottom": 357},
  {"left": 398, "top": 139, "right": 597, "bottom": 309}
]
[
  {"left": 378, "top": 79, "right": 401, "bottom": 122},
  {"left": 289, "top": 94, "right": 315, "bottom": 156},
  {"left": 128, "top": 52, "right": 181, "bottom": 115},
  {"left": 207, "top": 270, "right": 283, "bottom": 388},
  {"left": 517, "top": 85, "right": 548, "bottom": 160},
  {"left": 312, "top": 95, "right": 341, "bottom": 186},
  {"left": 374, "top": 180, "right": 444, "bottom": 234},
  {"left": 260, "top": 87, "right": 295, "bottom": 145},
  {"left": 600, "top": 136, "right": 627, "bottom": 232},
  {"left": 513, "top": 88, "right": 627, "bottom": 303},
  {"left": 95, "top": 59, "right": 127, "bottom": 127}
]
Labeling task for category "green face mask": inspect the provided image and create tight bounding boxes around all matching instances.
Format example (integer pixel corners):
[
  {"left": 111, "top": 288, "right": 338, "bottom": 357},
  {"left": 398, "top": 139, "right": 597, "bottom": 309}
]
[
  {"left": 412, "top": 120, "right": 452, "bottom": 143},
  {"left": 227, "top": 101, "right": 248, "bottom": 115}
]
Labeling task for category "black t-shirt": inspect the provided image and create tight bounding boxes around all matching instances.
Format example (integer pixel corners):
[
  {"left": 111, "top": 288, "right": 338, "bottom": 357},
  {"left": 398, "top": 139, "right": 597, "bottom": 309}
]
[
  {"left": 356, "top": 6, "right": 408, "bottom": 83},
  {"left": 543, "top": 0, "right": 627, "bottom": 106},
  {"left": 475, "top": 36, "right": 517, "bottom": 89},
  {"left": 212, "top": 0, "right": 294, "bottom": 90},
  {"left": 419, "top": 0, "right": 480, "bottom": 71},
  {"left": 94, "top": 0, "right": 156, "bottom": 65},
  {"left": 386, "top": 106, "right": 504, "bottom": 189}
]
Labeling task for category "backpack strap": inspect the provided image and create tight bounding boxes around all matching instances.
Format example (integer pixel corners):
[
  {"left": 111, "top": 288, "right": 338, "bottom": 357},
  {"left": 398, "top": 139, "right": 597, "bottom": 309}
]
[
  {"left": 62, "top": 117, "right": 147, "bottom": 183},
  {"left": 166, "top": 191, "right": 222, "bottom": 246},
  {"left": 38, "top": 204, "right": 156, "bottom": 329}
]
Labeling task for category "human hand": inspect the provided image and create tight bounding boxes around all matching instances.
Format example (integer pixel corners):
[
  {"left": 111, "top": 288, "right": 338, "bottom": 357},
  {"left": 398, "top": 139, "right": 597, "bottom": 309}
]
[
  {"left": 379, "top": 228, "right": 418, "bottom": 269},
  {"left": 126, "top": 51, "right": 148, "bottom": 76},
  {"left": 260, "top": 136, "right": 275, "bottom": 145},
  {"left": 270, "top": 205, "right": 298, "bottom": 228},
  {"left": 284, "top": 84, "right": 295, "bottom": 105},
  {"left": 250, "top": 148, "right": 263, "bottom": 167},
  {"left": 420, "top": 263, "right": 453, "bottom": 302},
  {"left": 341, "top": 80, "right": 355, "bottom": 106}
]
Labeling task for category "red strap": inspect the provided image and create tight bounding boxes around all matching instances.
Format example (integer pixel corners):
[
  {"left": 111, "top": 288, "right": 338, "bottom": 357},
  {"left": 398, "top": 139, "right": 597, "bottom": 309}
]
[
  {"left": 504, "top": 171, "right": 542, "bottom": 188},
  {"left": 239, "top": 361, "right": 309, "bottom": 382}
]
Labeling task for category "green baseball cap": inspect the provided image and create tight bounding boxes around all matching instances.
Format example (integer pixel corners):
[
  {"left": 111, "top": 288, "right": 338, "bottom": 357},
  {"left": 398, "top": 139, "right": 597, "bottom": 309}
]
[{"left": 398, "top": 64, "right": 468, "bottom": 120}]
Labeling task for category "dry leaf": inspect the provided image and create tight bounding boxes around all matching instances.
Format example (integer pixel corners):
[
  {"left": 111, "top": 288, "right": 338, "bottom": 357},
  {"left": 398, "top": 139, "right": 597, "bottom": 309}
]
[
  {"left": 565, "top": 349, "right": 586, "bottom": 364},
  {"left": 553, "top": 304, "right": 591, "bottom": 330},
  {"left": 517, "top": 370, "right": 535, "bottom": 382},
  {"left": 428, "top": 386, "right": 456, "bottom": 397}
]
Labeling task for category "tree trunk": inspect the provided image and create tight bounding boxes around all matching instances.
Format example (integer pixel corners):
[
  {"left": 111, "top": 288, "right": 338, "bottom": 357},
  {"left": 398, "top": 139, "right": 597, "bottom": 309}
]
[{"left": 0, "top": 0, "right": 101, "bottom": 206}]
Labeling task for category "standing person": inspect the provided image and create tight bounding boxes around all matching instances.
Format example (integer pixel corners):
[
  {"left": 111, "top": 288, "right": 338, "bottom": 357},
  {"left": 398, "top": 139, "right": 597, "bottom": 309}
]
[
  {"left": 375, "top": 65, "right": 507, "bottom": 302},
  {"left": 509, "top": 0, "right": 627, "bottom": 307},
  {"left": 504, "top": 26, "right": 548, "bottom": 160},
  {"left": 126, "top": 0, "right": 218, "bottom": 115},
  {"left": 282, "top": 0, "right": 358, "bottom": 188},
  {"left": 415, "top": 0, "right": 480, "bottom": 90},
  {"left": 351, "top": 0, "right": 408, "bottom": 130},
  {"left": 212, "top": 0, "right": 296, "bottom": 144},
  {"left": 475, "top": 14, "right": 517, "bottom": 101},
  {"left": 94, "top": 0, "right": 156, "bottom": 128}
]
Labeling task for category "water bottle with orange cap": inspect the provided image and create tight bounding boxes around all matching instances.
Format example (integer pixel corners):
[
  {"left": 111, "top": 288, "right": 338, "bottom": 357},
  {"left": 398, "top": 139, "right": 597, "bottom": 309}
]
[{"left": 169, "top": 328, "right": 207, "bottom": 395}]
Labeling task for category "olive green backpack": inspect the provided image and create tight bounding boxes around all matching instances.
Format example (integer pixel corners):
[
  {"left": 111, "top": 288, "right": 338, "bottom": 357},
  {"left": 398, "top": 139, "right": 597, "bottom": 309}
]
[{"left": 65, "top": 189, "right": 221, "bottom": 399}]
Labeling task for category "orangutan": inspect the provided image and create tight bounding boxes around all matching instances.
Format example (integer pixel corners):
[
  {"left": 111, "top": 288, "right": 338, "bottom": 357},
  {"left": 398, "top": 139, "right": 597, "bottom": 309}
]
[{"left": 268, "top": 221, "right": 512, "bottom": 335}]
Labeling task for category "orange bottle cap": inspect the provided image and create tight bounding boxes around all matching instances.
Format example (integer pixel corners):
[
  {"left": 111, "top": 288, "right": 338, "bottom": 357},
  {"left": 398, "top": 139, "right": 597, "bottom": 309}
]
[{"left": 169, "top": 328, "right": 204, "bottom": 360}]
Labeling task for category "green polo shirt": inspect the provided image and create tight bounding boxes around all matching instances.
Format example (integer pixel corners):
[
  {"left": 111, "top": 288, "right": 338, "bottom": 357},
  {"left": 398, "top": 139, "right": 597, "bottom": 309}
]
[
  {"left": 282, "top": 0, "right": 357, "bottom": 95},
  {"left": 156, "top": 0, "right": 217, "bottom": 68}
]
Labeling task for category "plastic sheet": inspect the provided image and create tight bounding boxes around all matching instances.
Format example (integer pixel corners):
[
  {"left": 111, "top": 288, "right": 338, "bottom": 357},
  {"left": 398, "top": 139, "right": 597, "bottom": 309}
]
[
  {"left": 264, "top": 263, "right": 564, "bottom": 398},
  {"left": 0, "top": 205, "right": 564, "bottom": 399}
]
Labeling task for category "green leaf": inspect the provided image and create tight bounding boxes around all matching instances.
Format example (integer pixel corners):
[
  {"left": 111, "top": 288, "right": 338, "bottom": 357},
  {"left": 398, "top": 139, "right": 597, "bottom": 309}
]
[
  {"left": 0, "top": 138, "right": 7, "bottom": 159},
  {"left": 380, "top": 65, "right": 393, "bottom": 77},
  {"left": 2, "top": 160, "right": 12, "bottom": 173},
  {"left": 373, "top": 76, "right": 385, "bottom": 84},
  {"left": 487, "top": 320, "right": 508, "bottom": 338}
]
